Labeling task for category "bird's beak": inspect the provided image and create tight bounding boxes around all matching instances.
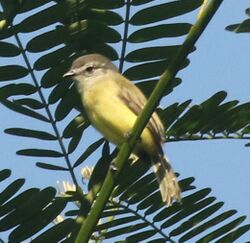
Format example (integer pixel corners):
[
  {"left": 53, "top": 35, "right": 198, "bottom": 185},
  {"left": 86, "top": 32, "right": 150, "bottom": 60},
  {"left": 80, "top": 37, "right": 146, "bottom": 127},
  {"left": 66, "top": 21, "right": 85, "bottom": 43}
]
[{"left": 63, "top": 70, "right": 75, "bottom": 78}]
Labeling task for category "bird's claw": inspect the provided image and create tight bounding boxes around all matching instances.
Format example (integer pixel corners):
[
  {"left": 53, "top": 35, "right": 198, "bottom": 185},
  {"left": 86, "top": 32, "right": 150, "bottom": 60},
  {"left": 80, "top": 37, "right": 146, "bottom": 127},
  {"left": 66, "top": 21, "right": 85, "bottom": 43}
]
[{"left": 110, "top": 160, "right": 118, "bottom": 171}]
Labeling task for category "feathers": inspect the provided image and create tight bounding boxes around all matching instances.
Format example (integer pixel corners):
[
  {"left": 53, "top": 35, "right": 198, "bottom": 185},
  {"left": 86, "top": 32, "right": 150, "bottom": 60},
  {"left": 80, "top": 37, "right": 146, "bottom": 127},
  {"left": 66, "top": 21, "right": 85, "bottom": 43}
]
[
  {"left": 66, "top": 53, "right": 182, "bottom": 206},
  {"left": 152, "top": 156, "right": 181, "bottom": 206},
  {"left": 117, "top": 74, "right": 181, "bottom": 205},
  {"left": 117, "top": 74, "right": 165, "bottom": 145}
]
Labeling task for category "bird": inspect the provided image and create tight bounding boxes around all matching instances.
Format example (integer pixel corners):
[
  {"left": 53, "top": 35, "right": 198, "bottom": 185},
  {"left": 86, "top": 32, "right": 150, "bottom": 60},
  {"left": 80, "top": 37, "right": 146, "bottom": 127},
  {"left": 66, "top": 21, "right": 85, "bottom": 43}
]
[{"left": 63, "top": 53, "right": 181, "bottom": 206}]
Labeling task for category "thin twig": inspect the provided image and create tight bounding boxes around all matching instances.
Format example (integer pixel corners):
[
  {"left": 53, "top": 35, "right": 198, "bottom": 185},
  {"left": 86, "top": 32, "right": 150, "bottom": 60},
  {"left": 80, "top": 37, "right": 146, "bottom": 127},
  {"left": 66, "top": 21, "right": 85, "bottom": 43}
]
[
  {"left": 14, "top": 33, "right": 78, "bottom": 186},
  {"left": 119, "top": 0, "right": 131, "bottom": 73}
]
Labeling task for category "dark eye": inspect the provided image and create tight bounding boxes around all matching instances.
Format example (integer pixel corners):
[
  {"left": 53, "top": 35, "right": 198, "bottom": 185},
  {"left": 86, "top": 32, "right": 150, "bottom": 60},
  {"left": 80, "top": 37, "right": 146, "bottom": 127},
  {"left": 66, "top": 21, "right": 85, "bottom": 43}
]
[{"left": 86, "top": 66, "right": 94, "bottom": 74}]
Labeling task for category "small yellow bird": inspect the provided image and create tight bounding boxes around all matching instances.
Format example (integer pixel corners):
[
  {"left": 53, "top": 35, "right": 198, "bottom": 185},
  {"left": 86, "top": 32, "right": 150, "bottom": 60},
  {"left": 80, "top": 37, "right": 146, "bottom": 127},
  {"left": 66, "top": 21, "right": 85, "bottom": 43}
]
[{"left": 64, "top": 54, "right": 181, "bottom": 206}]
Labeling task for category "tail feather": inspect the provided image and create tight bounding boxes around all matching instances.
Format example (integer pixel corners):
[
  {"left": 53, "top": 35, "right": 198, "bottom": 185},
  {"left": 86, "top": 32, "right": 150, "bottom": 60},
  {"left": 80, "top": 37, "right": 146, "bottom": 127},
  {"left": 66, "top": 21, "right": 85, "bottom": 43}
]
[{"left": 152, "top": 156, "right": 181, "bottom": 206}]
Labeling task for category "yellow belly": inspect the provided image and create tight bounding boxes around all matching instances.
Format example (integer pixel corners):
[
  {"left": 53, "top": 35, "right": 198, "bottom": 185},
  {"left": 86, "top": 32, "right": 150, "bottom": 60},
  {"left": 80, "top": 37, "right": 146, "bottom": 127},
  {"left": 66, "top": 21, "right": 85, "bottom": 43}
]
[{"left": 82, "top": 78, "right": 158, "bottom": 155}]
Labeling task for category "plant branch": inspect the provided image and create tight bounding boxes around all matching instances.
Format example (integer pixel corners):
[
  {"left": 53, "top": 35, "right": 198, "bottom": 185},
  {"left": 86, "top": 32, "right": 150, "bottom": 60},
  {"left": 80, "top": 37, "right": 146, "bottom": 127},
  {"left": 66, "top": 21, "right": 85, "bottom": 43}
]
[
  {"left": 114, "top": 201, "right": 176, "bottom": 243},
  {"left": 166, "top": 134, "right": 250, "bottom": 142},
  {"left": 13, "top": 33, "right": 78, "bottom": 187},
  {"left": 75, "top": 1, "right": 223, "bottom": 242},
  {"left": 119, "top": 0, "right": 131, "bottom": 73}
]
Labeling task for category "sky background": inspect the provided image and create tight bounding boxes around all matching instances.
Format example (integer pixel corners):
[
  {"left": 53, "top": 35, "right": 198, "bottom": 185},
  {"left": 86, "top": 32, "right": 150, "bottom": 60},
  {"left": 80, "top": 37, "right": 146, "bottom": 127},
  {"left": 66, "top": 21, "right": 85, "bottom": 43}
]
[{"left": 0, "top": 0, "right": 250, "bottom": 242}]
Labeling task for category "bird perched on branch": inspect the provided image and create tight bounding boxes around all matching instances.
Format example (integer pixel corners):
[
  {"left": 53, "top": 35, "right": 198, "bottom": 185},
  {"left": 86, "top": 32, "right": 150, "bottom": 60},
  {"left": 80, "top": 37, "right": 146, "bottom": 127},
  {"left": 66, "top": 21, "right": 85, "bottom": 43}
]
[{"left": 64, "top": 53, "right": 181, "bottom": 206}]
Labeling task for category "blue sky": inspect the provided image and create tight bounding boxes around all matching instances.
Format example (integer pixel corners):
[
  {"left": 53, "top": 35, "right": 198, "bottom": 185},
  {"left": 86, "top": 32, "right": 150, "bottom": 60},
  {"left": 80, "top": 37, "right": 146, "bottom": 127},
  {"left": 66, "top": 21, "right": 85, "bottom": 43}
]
[{"left": 0, "top": 0, "right": 250, "bottom": 241}]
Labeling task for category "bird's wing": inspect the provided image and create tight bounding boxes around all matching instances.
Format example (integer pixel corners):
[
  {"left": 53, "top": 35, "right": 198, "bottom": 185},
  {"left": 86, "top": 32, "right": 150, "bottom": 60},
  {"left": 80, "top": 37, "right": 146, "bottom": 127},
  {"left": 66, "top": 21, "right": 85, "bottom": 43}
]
[{"left": 117, "top": 76, "right": 165, "bottom": 144}]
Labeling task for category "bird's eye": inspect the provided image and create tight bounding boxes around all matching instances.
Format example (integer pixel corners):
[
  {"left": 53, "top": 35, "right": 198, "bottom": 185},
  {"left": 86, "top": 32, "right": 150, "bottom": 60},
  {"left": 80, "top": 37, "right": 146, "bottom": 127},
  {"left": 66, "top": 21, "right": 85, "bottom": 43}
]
[{"left": 85, "top": 66, "right": 94, "bottom": 74}]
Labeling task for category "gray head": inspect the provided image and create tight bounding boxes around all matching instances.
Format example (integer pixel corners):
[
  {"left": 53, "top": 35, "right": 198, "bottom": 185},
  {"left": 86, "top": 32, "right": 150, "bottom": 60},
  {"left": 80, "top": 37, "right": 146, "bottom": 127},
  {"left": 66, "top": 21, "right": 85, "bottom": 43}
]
[{"left": 63, "top": 54, "right": 118, "bottom": 80}]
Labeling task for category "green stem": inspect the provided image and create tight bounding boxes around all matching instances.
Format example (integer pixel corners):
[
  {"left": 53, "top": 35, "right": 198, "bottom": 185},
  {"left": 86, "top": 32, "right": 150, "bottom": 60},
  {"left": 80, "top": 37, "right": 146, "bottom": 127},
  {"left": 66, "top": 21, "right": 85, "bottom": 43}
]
[
  {"left": 167, "top": 135, "right": 250, "bottom": 143},
  {"left": 119, "top": 0, "right": 131, "bottom": 72},
  {"left": 13, "top": 33, "right": 78, "bottom": 187},
  {"left": 75, "top": 1, "right": 223, "bottom": 242},
  {"left": 113, "top": 201, "right": 176, "bottom": 243}
]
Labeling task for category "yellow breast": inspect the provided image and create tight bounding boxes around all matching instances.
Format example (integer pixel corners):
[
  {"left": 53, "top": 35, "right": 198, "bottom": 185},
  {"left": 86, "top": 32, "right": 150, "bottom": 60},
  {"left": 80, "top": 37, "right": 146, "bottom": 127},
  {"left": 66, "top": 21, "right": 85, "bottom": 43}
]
[{"left": 82, "top": 74, "right": 158, "bottom": 155}]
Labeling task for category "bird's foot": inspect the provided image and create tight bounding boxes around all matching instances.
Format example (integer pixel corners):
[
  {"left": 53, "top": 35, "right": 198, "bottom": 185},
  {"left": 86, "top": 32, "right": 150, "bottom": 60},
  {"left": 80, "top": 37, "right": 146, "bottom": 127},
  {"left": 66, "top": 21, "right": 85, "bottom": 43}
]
[{"left": 110, "top": 159, "right": 118, "bottom": 171}]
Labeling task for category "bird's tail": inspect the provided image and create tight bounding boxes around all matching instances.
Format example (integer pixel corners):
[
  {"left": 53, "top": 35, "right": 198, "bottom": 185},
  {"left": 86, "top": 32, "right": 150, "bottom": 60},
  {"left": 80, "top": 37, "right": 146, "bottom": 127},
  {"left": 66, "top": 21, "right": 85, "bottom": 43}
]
[{"left": 152, "top": 156, "right": 181, "bottom": 206}]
